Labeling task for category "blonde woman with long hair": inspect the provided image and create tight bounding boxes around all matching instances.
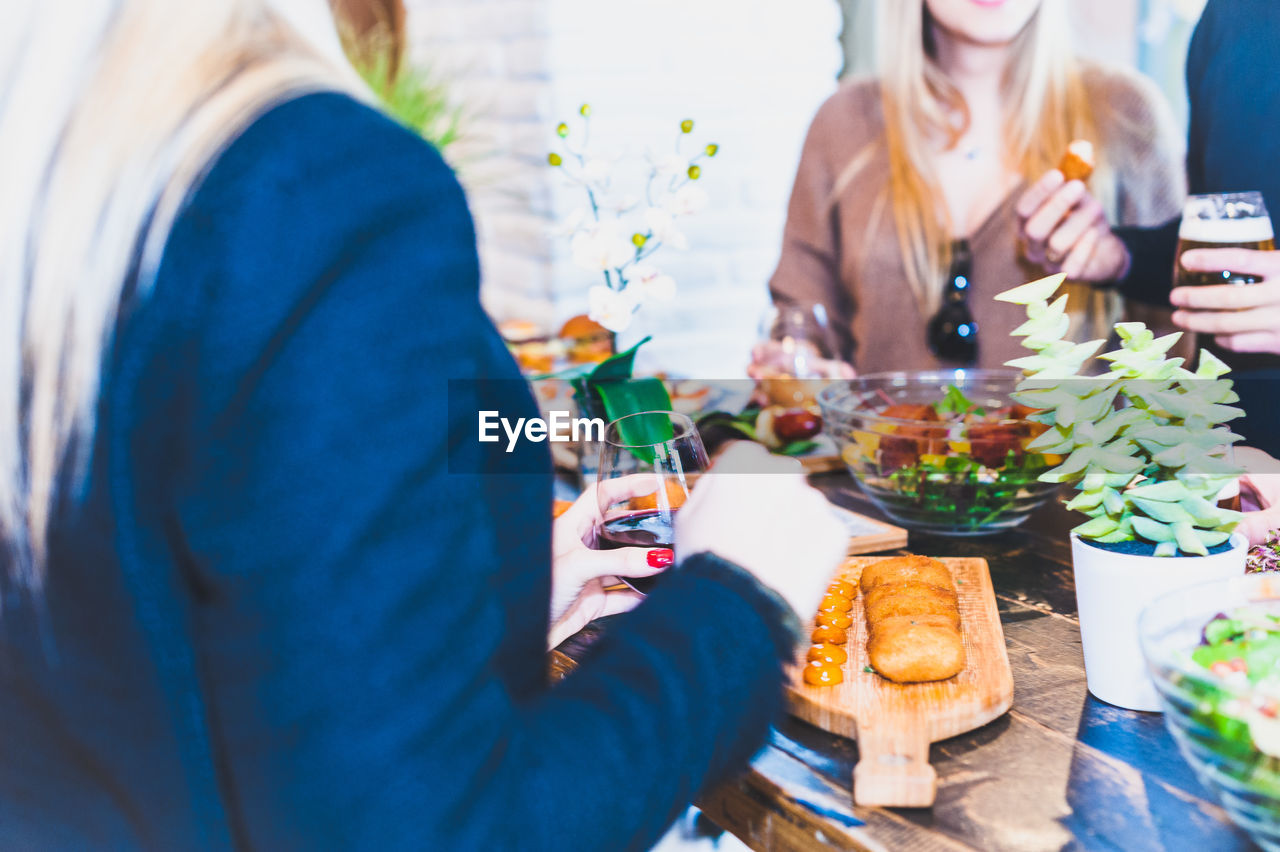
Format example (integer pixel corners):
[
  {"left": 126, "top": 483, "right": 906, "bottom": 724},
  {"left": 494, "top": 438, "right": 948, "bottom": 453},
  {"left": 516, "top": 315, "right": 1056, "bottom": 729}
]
[
  {"left": 0, "top": 0, "right": 848, "bottom": 846},
  {"left": 761, "top": 0, "right": 1184, "bottom": 372}
]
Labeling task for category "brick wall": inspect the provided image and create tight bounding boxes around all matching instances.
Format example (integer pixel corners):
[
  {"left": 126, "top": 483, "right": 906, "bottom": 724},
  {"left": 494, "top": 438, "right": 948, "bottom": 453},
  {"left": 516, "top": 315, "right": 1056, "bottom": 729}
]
[{"left": 404, "top": 0, "right": 844, "bottom": 376}]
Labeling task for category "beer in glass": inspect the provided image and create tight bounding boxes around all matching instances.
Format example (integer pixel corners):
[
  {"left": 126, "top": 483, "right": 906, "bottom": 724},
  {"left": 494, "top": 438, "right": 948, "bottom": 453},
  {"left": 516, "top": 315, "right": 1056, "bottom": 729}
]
[{"left": 1175, "top": 191, "right": 1275, "bottom": 286}]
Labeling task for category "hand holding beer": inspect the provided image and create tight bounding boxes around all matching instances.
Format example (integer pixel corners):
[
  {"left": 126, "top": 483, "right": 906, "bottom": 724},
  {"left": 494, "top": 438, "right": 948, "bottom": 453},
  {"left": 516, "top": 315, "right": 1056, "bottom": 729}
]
[{"left": 1170, "top": 191, "right": 1280, "bottom": 354}]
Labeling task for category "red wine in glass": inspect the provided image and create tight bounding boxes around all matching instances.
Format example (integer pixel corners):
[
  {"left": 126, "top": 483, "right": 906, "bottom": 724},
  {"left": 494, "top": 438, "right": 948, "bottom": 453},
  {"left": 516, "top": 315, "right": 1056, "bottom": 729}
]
[
  {"left": 595, "top": 411, "right": 706, "bottom": 596},
  {"left": 598, "top": 509, "right": 676, "bottom": 594},
  {"left": 599, "top": 511, "right": 680, "bottom": 591}
]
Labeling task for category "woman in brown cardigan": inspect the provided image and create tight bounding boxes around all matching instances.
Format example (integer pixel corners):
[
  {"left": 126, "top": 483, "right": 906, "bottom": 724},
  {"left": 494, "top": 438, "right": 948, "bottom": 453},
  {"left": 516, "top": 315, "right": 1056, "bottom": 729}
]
[{"left": 762, "top": 0, "right": 1184, "bottom": 373}]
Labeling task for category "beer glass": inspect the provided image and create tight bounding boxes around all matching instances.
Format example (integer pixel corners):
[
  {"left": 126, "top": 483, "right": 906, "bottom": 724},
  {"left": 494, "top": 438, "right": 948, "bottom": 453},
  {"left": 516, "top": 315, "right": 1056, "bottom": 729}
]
[{"left": 1175, "top": 191, "right": 1275, "bottom": 286}]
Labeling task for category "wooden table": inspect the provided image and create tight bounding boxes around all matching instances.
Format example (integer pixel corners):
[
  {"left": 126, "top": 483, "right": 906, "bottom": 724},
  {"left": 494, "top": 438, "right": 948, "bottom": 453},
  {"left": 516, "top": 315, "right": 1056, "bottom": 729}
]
[{"left": 557, "top": 473, "right": 1260, "bottom": 852}]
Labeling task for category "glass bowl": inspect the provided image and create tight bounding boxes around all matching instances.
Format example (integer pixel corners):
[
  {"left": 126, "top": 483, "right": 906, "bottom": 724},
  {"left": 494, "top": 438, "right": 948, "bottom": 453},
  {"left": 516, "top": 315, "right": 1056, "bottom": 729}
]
[
  {"left": 816, "top": 369, "right": 1060, "bottom": 535},
  {"left": 1140, "top": 573, "right": 1280, "bottom": 852}
]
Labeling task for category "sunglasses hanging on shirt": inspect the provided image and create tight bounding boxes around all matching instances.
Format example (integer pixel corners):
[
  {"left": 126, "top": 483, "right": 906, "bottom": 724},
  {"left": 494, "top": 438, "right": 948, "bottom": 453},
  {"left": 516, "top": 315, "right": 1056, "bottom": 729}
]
[{"left": 926, "top": 239, "right": 978, "bottom": 365}]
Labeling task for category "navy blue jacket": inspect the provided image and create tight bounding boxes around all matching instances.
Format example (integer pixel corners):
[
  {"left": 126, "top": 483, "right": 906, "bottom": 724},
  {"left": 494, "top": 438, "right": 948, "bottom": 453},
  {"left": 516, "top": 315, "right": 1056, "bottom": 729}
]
[{"left": 0, "top": 93, "right": 794, "bottom": 850}]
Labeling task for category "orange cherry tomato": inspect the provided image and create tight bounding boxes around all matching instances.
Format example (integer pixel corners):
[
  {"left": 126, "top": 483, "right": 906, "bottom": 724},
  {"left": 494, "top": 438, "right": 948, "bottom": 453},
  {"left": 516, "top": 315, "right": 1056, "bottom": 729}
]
[
  {"left": 827, "top": 579, "right": 855, "bottom": 598},
  {"left": 802, "top": 660, "right": 844, "bottom": 687},
  {"left": 818, "top": 593, "right": 853, "bottom": 613},
  {"left": 816, "top": 610, "right": 853, "bottom": 629},
  {"left": 811, "top": 625, "right": 848, "bottom": 645},
  {"left": 807, "top": 643, "right": 848, "bottom": 665}
]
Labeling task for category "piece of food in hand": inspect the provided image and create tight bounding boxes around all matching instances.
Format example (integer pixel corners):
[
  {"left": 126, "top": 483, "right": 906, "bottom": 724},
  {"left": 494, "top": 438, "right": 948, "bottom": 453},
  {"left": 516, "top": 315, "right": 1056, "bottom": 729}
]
[
  {"left": 559, "top": 314, "right": 614, "bottom": 365},
  {"left": 859, "top": 555, "right": 955, "bottom": 594},
  {"left": 807, "top": 643, "right": 849, "bottom": 665},
  {"left": 827, "top": 578, "right": 856, "bottom": 598},
  {"left": 867, "top": 616, "right": 965, "bottom": 683},
  {"left": 552, "top": 499, "right": 574, "bottom": 519},
  {"left": 811, "top": 625, "right": 849, "bottom": 645},
  {"left": 1057, "top": 139, "right": 1095, "bottom": 183},
  {"left": 861, "top": 555, "right": 965, "bottom": 683},
  {"left": 819, "top": 592, "right": 853, "bottom": 613},
  {"left": 802, "top": 660, "right": 844, "bottom": 687},
  {"left": 815, "top": 609, "right": 853, "bottom": 629}
]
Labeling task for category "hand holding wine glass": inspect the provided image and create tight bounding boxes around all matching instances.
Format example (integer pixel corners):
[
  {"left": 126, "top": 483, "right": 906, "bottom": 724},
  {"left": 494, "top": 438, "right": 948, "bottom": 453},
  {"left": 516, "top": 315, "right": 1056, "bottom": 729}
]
[
  {"left": 596, "top": 411, "right": 709, "bottom": 594},
  {"left": 548, "top": 474, "right": 674, "bottom": 648},
  {"left": 748, "top": 303, "right": 855, "bottom": 407}
]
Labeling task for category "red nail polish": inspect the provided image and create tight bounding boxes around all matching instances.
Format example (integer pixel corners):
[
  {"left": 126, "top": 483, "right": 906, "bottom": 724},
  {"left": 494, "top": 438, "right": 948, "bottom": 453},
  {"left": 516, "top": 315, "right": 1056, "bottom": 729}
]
[{"left": 647, "top": 548, "right": 674, "bottom": 568}]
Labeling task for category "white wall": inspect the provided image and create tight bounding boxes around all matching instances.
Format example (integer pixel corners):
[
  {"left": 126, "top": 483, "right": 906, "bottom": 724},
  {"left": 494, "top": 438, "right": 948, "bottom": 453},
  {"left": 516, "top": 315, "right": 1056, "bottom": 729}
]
[{"left": 404, "top": 0, "right": 845, "bottom": 377}]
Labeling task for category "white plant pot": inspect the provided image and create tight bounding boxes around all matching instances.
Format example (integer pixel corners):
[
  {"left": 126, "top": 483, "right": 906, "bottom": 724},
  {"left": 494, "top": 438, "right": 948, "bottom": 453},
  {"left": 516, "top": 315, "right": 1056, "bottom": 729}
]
[{"left": 1071, "top": 531, "right": 1248, "bottom": 712}]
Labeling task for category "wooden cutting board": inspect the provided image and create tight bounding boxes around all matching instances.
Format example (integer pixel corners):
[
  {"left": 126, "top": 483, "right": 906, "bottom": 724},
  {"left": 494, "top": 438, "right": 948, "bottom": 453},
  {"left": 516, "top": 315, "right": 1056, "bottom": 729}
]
[
  {"left": 786, "top": 556, "right": 1014, "bottom": 808},
  {"left": 829, "top": 506, "right": 908, "bottom": 556}
]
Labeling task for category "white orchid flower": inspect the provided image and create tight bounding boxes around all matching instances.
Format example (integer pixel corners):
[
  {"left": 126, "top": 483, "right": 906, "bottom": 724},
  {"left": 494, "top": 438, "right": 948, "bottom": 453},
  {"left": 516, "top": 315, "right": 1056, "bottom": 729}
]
[
  {"left": 550, "top": 208, "right": 589, "bottom": 238},
  {"left": 644, "top": 207, "right": 687, "bottom": 250},
  {"left": 631, "top": 265, "right": 677, "bottom": 303},
  {"left": 648, "top": 152, "right": 687, "bottom": 180},
  {"left": 604, "top": 194, "right": 641, "bottom": 214},
  {"left": 571, "top": 222, "right": 634, "bottom": 272},
  {"left": 581, "top": 157, "right": 613, "bottom": 186},
  {"left": 666, "top": 184, "right": 709, "bottom": 217},
  {"left": 588, "top": 285, "right": 641, "bottom": 333}
]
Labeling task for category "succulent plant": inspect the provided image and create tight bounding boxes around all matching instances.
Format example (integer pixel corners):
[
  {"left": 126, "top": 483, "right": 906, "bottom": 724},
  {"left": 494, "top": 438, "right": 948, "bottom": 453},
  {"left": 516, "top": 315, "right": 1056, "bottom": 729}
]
[{"left": 996, "top": 274, "right": 1244, "bottom": 557}]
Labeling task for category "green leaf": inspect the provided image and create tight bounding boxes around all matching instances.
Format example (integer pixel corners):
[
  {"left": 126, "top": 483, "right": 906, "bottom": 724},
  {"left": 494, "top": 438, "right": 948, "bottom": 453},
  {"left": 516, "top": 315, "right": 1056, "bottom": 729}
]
[
  {"left": 1132, "top": 515, "right": 1175, "bottom": 543},
  {"left": 1102, "top": 488, "right": 1127, "bottom": 516},
  {"left": 934, "top": 384, "right": 978, "bottom": 417},
  {"left": 1127, "top": 480, "right": 1190, "bottom": 502},
  {"left": 995, "top": 273, "right": 1067, "bottom": 305},
  {"left": 1173, "top": 522, "right": 1209, "bottom": 557},
  {"left": 1065, "top": 490, "right": 1104, "bottom": 512},
  {"left": 1132, "top": 496, "right": 1196, "bottom": 525},
  {"left": 589, "top": 336, "right": 651, "bottom": 384},
  {"left": 777, "top": 440, "right": 819, "bottom": 456},
  {"left": 1154, "top": 541, "right": 1179, "bottom": 557},
  {"left": 1074, "top": 516, "right": 1119, "bottom": 538},
  {"left": 595, "top": 378, "right": 676, "bottom": 462}
]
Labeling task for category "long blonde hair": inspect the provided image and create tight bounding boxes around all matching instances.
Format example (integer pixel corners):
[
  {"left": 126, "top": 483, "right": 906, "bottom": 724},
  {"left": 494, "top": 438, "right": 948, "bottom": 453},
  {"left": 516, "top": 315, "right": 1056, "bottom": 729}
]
[
  {"left": 0, "top": 0, "right": 358, "bottom": 585},
  {"left": 868, "top": 0, "right": 1112, "bottom": 312}
]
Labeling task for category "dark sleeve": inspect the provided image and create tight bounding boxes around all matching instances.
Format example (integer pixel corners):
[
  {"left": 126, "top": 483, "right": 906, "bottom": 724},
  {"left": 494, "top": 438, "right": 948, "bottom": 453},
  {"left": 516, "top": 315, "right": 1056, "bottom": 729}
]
[
  {"left": 1113, "top": 219, "right": 1180, "bottom": 307},
  {"left": 171, "top": 95, "right": 797, "bottom": 850}
]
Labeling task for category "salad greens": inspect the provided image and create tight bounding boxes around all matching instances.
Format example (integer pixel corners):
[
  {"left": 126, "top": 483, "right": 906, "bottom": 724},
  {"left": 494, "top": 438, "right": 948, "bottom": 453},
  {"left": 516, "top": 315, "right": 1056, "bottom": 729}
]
[{"left": 1183, "top": 608, "right": 1280, "bottom": 797}]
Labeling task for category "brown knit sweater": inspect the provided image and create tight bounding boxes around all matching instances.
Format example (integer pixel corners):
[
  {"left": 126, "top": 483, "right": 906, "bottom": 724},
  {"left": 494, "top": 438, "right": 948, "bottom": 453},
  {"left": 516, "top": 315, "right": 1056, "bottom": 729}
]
[{"left": 769, "top": 64, "right": 1186, "bottom": 373}]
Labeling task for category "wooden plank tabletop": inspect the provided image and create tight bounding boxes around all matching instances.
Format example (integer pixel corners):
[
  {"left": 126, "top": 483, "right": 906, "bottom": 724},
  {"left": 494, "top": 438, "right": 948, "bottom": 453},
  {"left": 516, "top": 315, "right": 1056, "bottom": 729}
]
[{"left": 556, "top": 472, "right": 1261, "bottom": 852}]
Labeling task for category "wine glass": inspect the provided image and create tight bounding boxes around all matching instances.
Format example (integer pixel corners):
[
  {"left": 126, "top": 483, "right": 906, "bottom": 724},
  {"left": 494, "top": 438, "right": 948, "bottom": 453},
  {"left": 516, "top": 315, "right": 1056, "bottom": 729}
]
[
  {"left": 756, "top": 302, "right": 840, "bottom": 407},
  {"left": 596, "top": 411, "right": 710, "bottom": 593}
]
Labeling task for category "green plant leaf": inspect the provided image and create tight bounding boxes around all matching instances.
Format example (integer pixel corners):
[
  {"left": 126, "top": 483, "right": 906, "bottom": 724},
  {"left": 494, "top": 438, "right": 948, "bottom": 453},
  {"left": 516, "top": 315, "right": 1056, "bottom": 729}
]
[
  {"left": 595, "top": 378, "right": 675, "bottom": 462},
  {"left": 589, "top": 336, "right": 652, "bottom": 384},
  {"left": 994, "top": 273, "right": 1067, "bottom": 305},
  {"left": 1173, "top": 522, "right": 1209, "bottom": 557},
  {"left": 1127, "top": 480, "right": 1190, "bottom": 502},
  {"left": 1132, "top": 515, "right": 1175, "bottom": 543},
  {"left": 1132, "top": 496, "right": 1196, "bottom": 525},
  {"left": 1065, "top": 490, "right": 1105, "bottom": 512},
  {"left": 1075, "top": 516, "right": 1119, "bottom": 538},
  {"left": 1154, "top": 541, "right": 1179, "bottom": 557}
]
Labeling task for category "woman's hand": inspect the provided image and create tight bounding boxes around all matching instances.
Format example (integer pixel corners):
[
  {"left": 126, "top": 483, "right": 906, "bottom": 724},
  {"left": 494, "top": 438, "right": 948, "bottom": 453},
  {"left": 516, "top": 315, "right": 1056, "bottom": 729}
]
[
  {"left": 1016, "top": 170, "right": 1131, "bottom": 282},
  {"left": 1171, "top": 250, "right": 1280, "bottom": 354},
  {"left": 676, "top": 443, "right": 847, "bottom": 621},
  {"left": 1235, "top": 447, "right": 1280, "bottom": 547},
  {"left": 548, "top": 476, "right": 672, "bottom": 649}
]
